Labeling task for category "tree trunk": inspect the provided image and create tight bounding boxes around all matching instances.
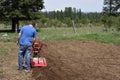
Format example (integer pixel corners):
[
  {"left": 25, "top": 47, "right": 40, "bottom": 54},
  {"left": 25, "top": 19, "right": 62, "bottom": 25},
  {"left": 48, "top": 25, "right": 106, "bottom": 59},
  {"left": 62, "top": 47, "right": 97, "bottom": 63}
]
[{"left": 12, "top": 18, "right": 19, "bottom": 32}]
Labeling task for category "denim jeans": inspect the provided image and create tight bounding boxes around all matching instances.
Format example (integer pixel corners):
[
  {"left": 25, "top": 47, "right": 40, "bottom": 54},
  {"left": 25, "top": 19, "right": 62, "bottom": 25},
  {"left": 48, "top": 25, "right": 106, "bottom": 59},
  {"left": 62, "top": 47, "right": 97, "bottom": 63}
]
[{"left": 18, "top": 45, "right": 32, "bottom": 70}]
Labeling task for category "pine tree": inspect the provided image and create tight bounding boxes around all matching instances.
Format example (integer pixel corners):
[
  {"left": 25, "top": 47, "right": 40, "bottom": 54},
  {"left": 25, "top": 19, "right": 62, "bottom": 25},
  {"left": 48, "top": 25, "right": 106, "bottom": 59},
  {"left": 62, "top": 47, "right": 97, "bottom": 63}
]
[
  {"left": 0, "top": 0, "right": 44, "bottom": 31},
  {"left": 103, "top": 0, "right": 120, "bottom": 16}
]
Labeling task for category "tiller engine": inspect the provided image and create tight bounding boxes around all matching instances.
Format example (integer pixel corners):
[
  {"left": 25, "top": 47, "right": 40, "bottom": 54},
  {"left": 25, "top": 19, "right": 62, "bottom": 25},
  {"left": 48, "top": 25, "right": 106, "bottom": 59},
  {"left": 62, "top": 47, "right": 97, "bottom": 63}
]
[{"left": 31, "top": 41, "right": 47, "bottom": 67}]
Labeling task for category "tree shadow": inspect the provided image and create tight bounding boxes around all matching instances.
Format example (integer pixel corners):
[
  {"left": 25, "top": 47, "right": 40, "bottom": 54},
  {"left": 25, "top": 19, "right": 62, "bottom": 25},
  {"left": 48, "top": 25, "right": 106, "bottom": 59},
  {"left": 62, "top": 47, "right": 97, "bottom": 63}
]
[{"left": 0, "top": 30, "right": 20, "bottom": 33}]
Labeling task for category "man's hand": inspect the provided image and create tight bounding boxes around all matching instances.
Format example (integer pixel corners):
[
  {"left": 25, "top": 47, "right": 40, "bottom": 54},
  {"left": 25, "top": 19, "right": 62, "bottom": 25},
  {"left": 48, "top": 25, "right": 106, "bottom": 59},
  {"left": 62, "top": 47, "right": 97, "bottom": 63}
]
[{"left": 16, "top": 41, "right": 19, "bottom": 45}]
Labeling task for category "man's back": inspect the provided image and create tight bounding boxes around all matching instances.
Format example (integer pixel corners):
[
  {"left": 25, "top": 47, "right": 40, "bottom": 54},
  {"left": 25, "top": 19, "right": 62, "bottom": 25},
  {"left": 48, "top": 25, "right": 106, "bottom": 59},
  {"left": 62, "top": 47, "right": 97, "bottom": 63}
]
[{"left": 19, "top": 25, "right": 37, "bottom": 46}]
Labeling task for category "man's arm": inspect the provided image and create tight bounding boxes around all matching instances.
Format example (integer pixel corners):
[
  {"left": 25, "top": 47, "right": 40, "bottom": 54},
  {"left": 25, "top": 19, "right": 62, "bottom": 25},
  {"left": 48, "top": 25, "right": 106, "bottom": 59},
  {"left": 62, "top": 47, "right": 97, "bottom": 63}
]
[
  {"left": 17, "top": 33, "right": 21, "bottom": 45},
  {"left": 32, "top": 30, "right": 37, "bottom": 43}
]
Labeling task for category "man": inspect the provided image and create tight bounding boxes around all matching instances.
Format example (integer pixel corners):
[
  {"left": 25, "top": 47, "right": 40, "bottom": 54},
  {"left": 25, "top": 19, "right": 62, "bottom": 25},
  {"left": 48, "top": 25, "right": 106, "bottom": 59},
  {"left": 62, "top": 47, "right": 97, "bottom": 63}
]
[{"left": 17, "top": 20, "right": 37, "bottom": 70}]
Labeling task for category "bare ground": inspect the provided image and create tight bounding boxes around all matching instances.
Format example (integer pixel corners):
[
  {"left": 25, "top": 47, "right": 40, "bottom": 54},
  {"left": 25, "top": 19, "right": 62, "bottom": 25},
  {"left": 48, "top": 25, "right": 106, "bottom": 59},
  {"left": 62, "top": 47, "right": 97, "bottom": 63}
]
[{"left": 0, "top": 40, "right": 120, "bottom": 80}]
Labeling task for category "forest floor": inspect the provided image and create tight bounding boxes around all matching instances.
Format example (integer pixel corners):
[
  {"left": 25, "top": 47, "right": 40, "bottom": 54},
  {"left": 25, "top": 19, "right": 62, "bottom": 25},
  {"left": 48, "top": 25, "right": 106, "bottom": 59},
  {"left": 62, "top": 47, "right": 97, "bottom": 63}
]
[{"left": 0, "top": 40, "right": 120, "bottom": 80}]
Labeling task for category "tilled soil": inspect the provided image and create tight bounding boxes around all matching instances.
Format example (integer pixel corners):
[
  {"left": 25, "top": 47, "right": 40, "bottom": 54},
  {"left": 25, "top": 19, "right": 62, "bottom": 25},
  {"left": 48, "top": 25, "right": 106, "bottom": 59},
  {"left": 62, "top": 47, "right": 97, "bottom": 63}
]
[
  {"left": 0, "top": 40, "right": 120, "bottom": 80},
  {"left": 32, "top": 40, "right": 120, "bottom": 80}
]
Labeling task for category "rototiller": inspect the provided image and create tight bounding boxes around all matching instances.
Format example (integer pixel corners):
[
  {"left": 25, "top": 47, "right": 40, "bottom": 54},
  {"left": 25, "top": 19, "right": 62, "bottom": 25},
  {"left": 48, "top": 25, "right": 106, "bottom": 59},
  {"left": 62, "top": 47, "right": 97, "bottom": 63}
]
[{"left": 31, "top": 41, "right": 47, "bottom": 67}]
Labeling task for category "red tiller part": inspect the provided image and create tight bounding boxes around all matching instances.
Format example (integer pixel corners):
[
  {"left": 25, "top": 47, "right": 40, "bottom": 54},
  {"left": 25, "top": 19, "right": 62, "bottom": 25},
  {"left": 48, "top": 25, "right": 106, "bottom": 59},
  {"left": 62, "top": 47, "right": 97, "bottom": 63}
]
[
  {"left": 31, "top": 41, "right": 47, "bottom": 67},
  {"left": 32, "top": 41, "right": 41, "bottom": 56},
  {"left": 31, "top": 57, "right": 47, "bottom": 67}
]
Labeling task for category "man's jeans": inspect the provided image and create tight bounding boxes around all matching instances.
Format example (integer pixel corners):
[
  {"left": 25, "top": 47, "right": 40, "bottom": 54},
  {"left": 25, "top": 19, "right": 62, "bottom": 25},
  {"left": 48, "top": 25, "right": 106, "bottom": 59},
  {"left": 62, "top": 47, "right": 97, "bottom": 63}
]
[{"left": 18, "top": 45, "right": 32, "bottom": 70}]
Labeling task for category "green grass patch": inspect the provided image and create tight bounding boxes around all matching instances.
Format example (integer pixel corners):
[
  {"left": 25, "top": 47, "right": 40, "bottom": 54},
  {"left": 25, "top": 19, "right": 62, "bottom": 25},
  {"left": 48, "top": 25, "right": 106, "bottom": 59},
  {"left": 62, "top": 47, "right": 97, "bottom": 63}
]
[
  {"left": 37, "top": 27, "right": 120, "bottom": 45},
  {"left": 0, "top": 27, "right": 120, "bottom": 45},
  {"left": 0, "top": 43, "right": 13, "bottom": 58},
  {"left": 0, "top": 69, "right": 4, "bottom": 74},
  {"left": 0, "top": 33, "right": 17, "bottom": 42},
  {"left": 0, "top": 47, "right": 9, "bottom": 58},
  {"left": 0, "top": 69, "right": 5, "bottom": 79},
  {"left": 47, "top": 33, "right": 120, "bottom": 45}
]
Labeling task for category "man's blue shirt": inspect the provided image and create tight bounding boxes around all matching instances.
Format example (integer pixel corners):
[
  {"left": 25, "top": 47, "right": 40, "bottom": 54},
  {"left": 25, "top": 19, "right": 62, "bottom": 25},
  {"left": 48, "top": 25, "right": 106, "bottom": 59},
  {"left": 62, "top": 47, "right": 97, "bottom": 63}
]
[{"left": 19, "top": 25, "right": 37, "bottom": 46}]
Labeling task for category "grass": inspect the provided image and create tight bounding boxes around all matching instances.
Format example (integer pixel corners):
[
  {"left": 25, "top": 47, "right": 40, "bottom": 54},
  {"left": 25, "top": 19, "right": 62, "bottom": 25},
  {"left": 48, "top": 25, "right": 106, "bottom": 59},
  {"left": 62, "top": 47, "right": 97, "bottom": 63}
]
[
  {"left": 0, "top": 27, "right": 120, "bottom": 45},
  {"left": 78, "top": 32, "right": 120, "bottom": 45},
  {"left": 0, "top": 69, "right": 5, "bottom": 78},
  {"left": 0, "top": 43, "right": 10, "bottom": 58},
  {"left": 36, "top": 27, "right": 120, "bottom": 45},
  {"left": 0, "top": 33, "right": 17, "bottom": 42}
]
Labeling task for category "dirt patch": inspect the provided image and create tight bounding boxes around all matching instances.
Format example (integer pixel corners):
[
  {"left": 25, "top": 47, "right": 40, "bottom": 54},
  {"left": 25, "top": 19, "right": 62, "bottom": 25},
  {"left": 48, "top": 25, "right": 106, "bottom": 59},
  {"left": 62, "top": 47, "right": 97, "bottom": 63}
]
[
  {"left": 0, "top": 40, "right": 120, "bottom": 80},
  {"left": 0, "top": 42, "right": 33, "bottom": 80},
  {"left": 32, "top": 40, "right": 120, "bottom": 80}
]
